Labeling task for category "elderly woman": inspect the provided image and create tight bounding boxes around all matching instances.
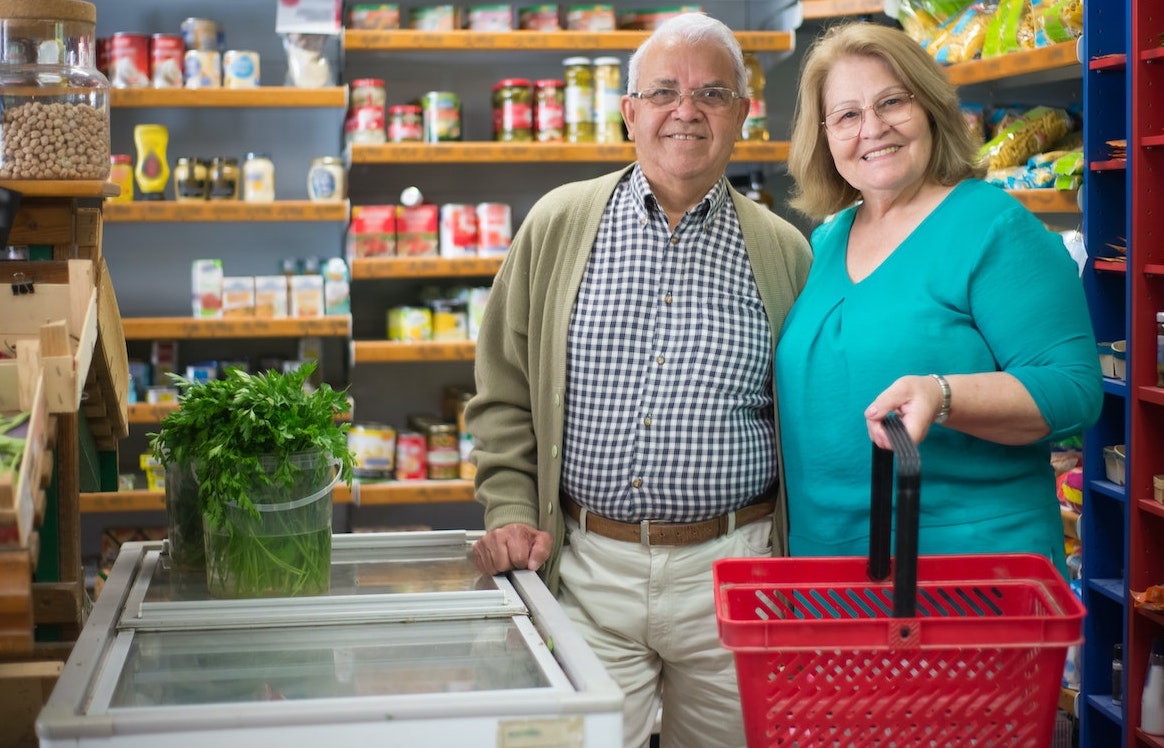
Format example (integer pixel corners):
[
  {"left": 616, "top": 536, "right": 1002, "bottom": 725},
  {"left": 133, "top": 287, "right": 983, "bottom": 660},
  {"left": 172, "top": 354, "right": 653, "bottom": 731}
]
[{"left": 776, "top": 22, "right": 1101, "bottom": 574}]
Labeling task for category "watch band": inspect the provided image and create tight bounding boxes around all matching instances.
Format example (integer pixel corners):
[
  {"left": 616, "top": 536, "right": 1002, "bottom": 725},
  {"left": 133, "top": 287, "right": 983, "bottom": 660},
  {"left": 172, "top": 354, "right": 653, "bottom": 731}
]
[{"left": 930, "top": 374, "right": 951, "bottom": 424}]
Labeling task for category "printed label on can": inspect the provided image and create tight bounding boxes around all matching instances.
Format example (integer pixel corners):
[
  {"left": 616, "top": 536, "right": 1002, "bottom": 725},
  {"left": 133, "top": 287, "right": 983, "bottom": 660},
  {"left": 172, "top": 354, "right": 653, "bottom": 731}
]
[
  {"left": 476, "top": 202, "right": 512, "bottom": 255},
  {"left": 439, "top": 203, "right": 478, "bottom": 258},
  {"left": 422, "top": 92, "right": 462, "bottom": 142},
  {"left": 349, "top": 424, "right": 397, "bottom": 478},
  {"left": 396, "top": 432, "right": 428, "bottom": 481},
  {"left": 110, "top": 33, "right": 150, "bottom": 88},
  {"left": 223, "top": 50, "right": 261, "bottom": 88},
  {"left": 184, "top": 50, "right": 222, "bottom": 89},
  {"left": 151, "top": 34, "right": 185, "bottom": 88}
]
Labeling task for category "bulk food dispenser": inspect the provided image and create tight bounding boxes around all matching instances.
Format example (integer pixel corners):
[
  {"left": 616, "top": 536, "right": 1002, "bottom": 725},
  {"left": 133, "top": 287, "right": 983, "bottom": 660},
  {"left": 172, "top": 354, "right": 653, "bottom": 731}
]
[{"left": 0, "top": 0, "right": 109, "bottom": 180}]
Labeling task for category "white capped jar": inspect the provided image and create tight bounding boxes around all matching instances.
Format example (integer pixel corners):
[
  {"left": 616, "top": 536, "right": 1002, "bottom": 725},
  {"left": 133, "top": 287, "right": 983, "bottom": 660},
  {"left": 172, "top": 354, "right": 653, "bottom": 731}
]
[
  {"left": 242, "top": 152, "right": 274, "bottom": 202},
  {"left": 307, "top": 157, "right": 345, "bottom": 202}
]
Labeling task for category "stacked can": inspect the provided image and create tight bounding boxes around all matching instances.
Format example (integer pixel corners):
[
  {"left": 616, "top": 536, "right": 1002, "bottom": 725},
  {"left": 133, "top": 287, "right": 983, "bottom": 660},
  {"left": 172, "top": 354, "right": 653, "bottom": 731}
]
[
  {"left": 345, "top": 78, "right": 387, "bottom": 146},
  {"left": 181, "top": 17, "right": 222, "bottom": 89},
  {"left": 150, "top": 34, "right": 184, "bottom": 88}
]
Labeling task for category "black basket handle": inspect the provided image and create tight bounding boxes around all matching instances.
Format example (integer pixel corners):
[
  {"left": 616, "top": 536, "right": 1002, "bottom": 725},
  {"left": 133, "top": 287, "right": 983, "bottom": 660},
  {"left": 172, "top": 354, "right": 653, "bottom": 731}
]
[{"left": 866, "top": 413, "right": 921, "bottom": 618}]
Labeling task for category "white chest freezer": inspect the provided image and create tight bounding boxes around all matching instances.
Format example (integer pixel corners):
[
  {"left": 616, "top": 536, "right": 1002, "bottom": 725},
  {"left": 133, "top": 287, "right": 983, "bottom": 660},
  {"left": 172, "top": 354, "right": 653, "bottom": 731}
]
[{"left": 37, "top": 531, "right": 623, "bottom": 747}]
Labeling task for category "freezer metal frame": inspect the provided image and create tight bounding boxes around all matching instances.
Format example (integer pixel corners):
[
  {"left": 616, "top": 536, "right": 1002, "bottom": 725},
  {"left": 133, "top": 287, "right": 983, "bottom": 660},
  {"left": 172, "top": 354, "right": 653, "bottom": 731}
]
[{"left": 38, "top": 531, "right": 623, "bottom": 747}]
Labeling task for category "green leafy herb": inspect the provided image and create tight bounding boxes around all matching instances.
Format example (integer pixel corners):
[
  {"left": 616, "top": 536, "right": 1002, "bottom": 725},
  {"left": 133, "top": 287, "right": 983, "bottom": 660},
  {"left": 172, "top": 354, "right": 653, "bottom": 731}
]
[{"left": 0, "top": 411, "right": 30, "bottom": 474}]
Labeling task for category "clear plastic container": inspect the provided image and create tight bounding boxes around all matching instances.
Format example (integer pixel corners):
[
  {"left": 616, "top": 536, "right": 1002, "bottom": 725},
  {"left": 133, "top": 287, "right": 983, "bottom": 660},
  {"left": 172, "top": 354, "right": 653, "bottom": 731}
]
[{"left": 0, "top": 0, "right": 110, "bottom": 180}]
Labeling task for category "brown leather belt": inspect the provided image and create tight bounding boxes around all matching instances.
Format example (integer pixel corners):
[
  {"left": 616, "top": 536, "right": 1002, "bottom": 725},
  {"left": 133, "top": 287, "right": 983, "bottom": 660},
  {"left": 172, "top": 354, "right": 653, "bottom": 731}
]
[{"left": 562, "top": 489, "right": 776, "bottom": 547}]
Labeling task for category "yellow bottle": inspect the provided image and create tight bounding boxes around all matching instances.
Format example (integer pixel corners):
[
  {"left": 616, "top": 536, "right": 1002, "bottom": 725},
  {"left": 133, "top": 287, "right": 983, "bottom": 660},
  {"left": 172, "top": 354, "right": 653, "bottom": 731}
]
[
  {"left": 742, "top": 53, "right": 769, "bottom": 142},
  {"left": 133, "top": 124, "right": 170, "bottom": 200}
]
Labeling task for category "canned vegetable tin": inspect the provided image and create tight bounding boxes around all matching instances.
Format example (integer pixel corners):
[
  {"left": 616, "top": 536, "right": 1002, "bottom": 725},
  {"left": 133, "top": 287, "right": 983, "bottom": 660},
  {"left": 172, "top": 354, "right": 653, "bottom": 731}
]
[
  {"left": 422, "top": 91, "right": 462, "bottom": 142},
  {"left": 349, "top": 423, "right": 397, "bottom": 479}
]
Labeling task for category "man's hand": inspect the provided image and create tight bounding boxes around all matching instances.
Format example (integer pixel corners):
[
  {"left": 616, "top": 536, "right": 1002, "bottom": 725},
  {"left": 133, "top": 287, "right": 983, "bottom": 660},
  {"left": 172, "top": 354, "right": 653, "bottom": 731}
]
[{"left": 472, "top": 523, "right": 554, "bottom": 575}]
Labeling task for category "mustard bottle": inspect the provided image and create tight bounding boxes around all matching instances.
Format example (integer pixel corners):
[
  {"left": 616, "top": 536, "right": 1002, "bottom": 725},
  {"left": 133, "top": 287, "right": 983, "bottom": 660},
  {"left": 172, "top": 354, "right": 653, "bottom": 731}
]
[{"left": 134, "top": 124, "right": 170, "bottom": 201}]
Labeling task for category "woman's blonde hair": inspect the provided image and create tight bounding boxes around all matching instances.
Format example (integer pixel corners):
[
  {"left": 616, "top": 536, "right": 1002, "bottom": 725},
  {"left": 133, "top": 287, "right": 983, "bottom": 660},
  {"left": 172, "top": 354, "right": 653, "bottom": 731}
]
[{"left": 787, "top": 22, "right": 986, "bottom": 220}]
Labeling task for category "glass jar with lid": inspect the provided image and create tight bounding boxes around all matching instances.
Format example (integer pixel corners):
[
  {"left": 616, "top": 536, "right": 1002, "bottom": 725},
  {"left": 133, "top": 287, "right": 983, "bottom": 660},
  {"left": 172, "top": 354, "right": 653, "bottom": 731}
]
[
  {"left": 592, "top": 56, "right": 623, "bottom": 143},
  {"left": 307, "top": 157, "right": 346, "bottom": 202},
  {"left": 173, "top": 157, "right": 209, "bottom": 201},
  {"left": 0, "top": 0, "right": 110, "bottom": 180},
  {"left": 492, "top": 78, "right": 533, "bottom": 142},
  {"left": 208, "top": 156, "right": 240, "bottom": 200},
  {"left": 242, "top": 152, "right": 275, "bottom": 202},
  {"left": 562, "top": 56, "right": 594, "bottom": 143}
]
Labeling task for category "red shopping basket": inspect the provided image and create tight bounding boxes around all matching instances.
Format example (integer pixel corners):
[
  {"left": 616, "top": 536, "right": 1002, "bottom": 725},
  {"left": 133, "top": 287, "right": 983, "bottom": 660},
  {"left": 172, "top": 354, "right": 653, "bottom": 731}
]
[{"left": 714, "top": 415, "right": 1085, "bottom": 747}]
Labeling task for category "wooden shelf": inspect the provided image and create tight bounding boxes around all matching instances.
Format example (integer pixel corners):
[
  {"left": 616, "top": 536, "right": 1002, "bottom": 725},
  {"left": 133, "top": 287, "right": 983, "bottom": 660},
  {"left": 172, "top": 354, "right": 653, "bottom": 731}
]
[
  {"left": 342, "top": 29, "right": 793, "bottom": 53},
  {"left": 1007, "top": 189, "right": 1079, "bottom": 213},
  {"left": 352, "top": 340, "right": 475, "bottom": 363},
  {"left": 802, "top": 0, "right": 885, "bottom": 19},
  {"left": 945, "top": 42, "right": 1079, "bottom": 86},
  {"left": 79, "top": 480, "right": 476, "bottom": 512},
  {"left": 122, "top": 315, "right": 351, "bottom": 340},
  {"left": 103, "top": 200, "right": 350, "bottom": 223},
  {"left": 127, "top": 401, "right": 352, "bottom": 425},
  {"left": 350, "top": 256, "right": 504, "bottom": 280},
  {"left": 110, "top": 86, "right": 348, "bottom": 108},
  {"left": 350, "top": 140, "right": 790, "bottom": 164},
  {"left": 0, "top": 180, "right": 117, "bottom": 198}
]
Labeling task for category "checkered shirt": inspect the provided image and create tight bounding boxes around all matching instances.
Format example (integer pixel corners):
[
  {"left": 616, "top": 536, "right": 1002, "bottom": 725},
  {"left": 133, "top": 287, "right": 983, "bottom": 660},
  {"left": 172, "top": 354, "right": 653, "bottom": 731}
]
[{"left": 560, "top": 167, "right": 777, "bottom": 523}]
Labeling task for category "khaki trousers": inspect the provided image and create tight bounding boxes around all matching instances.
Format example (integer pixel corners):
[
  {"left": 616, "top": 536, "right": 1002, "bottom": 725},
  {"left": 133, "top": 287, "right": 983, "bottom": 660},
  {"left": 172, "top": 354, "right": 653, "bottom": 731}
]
[{"left": 558, "top": 516, "right": 772, "bottom": 748}]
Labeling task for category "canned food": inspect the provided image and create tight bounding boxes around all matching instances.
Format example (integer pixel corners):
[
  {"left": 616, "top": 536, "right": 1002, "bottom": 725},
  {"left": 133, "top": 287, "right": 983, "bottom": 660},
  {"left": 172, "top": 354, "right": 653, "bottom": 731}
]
[
  {"left": 242, "top": 152, "right": 275, "bottom": 202},
  {"left": 388, "top": 104, "right": 423, "bottom": 142},
  {"left": 223, "top": 50, "right": 261, "bottom": 88},
  {"left": 108, "top": 154, "right": 134, "bottom": 203},
  {"left": 468, "top": 4, "right": 515, "bottom": 31},
  {"left": 439, "top": 203, "right": 478, "bottom": 257},
  {"left": 534, "top": 79, "right": 565, "bottom": 142},
  {"left": 430, "top": 299, "right": 469, "bottom": 341},
  {"left": 207, "top": 156, "right": 239, "bottom": 200},
  {"left": 492, "top": 78, "right": 534, "bottom": 142},
  {"left": 456, "top": 390, "right": 477, "bottom": 480},
  {"left": 519, "top": 4, "right": 561, "bottom": 30},
  {"left": 345, "top": 105, "right": 387, "bottom": 146},
  {"left": 593, "top": 56, "right": 624, "bottom": 143},
  {"left": 421, "top": 91, "right": 462, "bottom": 142},
  {"left": 173, "top": 157, "right": 209, "bottom": 201},
  {"left": 387, "top": 306, "right": 433, "bottom": 341},
  {"left": 150, "top": 34, "right": 185, "bottom": 88},
  {"left": 565, "top": 3, "right": 616, "bottom": 31},
  {"left": 184, "top": 49, "right": 221, "bottom": 89},
  {"left": 109, "top": 32, "right": 150, "bottom": 88},
  {"left": 181, "top": 17, "right": 222, "bottom": 52},
  {"left": 395, "top": 431, "right": 428, "bottom": 481},
  {"left": 476, "top": 202, "right": 512, "bottom": 255},
  {"left": 349, "top": 423, "right": 397, "bottom": 479}
]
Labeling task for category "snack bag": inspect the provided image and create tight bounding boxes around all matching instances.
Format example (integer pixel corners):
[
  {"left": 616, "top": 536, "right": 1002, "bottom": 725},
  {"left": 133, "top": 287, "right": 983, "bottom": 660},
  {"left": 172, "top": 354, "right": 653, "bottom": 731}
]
[
  {"left": 897, "top": 0, "right": 943, "bottom": 45},
  {"left": 978, "top": 105, "right": 1073, "bottom": 171},
  {"left": 982, "top": 0, "right": 1029, "bottom": 59},
  {"left": 1035, "top": 0, "right": 1083, "bottom": 46},
  {"left": 927, "top": 2, "right": 992, "bottom": 64}
]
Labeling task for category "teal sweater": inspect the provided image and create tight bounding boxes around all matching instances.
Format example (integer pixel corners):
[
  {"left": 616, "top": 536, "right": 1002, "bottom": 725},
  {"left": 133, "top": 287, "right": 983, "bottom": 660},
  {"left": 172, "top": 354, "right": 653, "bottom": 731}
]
[{"left": 775, "top": 180, "right": 1101, "bottom": 572}]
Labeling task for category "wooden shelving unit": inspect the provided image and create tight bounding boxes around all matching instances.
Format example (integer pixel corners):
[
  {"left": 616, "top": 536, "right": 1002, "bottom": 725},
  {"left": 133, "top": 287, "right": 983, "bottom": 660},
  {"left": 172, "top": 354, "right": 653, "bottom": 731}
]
[
  {"left": 1008, "top": 188, "right": 1080, "bottom": 214},
  {"left": 350, "top": 140, "right": 791, "bottom": 164},
  {"left": 103, "top": 200, "right": 349, "bottom": 223},
  {"left": 351, "top": 340, "right": 476, "bottom": 364},
  {"left": 350, "top": 256, "right": 504, "bottom": 280},
  {"left": 946, "top": 41, "right": 1080, "bottom": 85},
  {"left": 802, "top": 0, "right": 886, "bottom": 18},
  {"left": 342, "top": 29, "right": 793, "bottom": 52},
  {"left": 121, "top": 316, "right": 351, "bottom": 340},
  {"left": 110, "top": 86, "right": 347, "bottom": 108}
]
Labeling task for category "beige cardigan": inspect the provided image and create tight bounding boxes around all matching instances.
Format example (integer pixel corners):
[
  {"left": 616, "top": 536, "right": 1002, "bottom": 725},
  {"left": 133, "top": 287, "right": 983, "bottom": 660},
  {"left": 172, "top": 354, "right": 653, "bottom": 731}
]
[{"left": 466, "top": 166, "right": 813, "bottom": 594}]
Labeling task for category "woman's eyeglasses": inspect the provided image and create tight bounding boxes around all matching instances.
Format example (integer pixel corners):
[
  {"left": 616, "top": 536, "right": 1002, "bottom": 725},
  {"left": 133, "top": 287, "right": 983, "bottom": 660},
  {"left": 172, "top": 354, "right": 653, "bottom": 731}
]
[{"left": 822, "top": 93, "right": 915, "bottom": 139}]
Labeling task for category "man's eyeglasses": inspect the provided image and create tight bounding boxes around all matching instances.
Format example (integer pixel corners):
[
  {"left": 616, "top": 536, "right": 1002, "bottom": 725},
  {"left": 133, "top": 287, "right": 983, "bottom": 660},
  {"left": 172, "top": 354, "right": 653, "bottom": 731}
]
[
  {"left": 822, "top": 92, "right": 915, "bottom": 139},
  {"left": 629, "top": 86, "right": 741, "bottom": 110}
]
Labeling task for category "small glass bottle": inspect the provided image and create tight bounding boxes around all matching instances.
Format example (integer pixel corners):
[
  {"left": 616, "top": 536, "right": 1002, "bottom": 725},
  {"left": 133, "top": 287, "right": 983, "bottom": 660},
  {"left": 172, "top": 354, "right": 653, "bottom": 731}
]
[
  {"left": 208, "top": 156, "right": 239, "bottom": 200},
  {"left": 534, "top": 79, "right": 565, "bottom": 142},
  {"left": 242, "top": 152, "right": 275, "bottom": 202},
  {"left": 563, "top": 56, "right": 594, "bottom": 143},
  {"left": 173, "top": 157, "right": 208, "bottom": 201},
  {"left": 107, "top": 154, "right": 134, "bottom": 202},
  {"left": 1112, "top": 642, "right": 1123, "bottom": 706},
  {"left": 1143, "top": 638, "right": 1164, "bottom": 735},
  {"left": 742, "top": 52, "right": 769, "bottom": 142}
]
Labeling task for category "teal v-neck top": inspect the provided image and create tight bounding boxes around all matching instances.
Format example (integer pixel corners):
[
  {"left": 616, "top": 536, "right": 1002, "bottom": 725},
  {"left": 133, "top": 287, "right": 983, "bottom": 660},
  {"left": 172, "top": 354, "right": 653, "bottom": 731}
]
[{"left": 775, "top": 180, "right": 1101, "bottom": 571}]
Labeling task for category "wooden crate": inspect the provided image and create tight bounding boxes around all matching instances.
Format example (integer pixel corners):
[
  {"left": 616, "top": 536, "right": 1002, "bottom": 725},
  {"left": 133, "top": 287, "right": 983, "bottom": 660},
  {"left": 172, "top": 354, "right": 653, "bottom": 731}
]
[
  {"left": 0, "top": 260, "right": 98, "bottom": 414},
  {"left": 0, "top": 373, "right": 51, "bottom": 552}
]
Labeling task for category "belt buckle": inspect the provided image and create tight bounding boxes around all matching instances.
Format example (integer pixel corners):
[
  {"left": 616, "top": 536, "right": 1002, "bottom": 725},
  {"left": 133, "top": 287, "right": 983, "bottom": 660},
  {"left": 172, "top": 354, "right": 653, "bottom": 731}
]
[{"left": 640, "top": 519, "right": 650, "bottom": 546}]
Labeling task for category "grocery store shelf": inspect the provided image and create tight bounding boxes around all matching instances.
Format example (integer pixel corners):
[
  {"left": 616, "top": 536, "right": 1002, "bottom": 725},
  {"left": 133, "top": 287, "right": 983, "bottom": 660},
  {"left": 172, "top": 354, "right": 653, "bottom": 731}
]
[
  {"left": 0, "top": 180, "right": 117, "bottom": 198},
  {"left": 350, "top": 140, "right": 789, "bottom": 164},
  {"left": 104, "top": 199, "right": 350, "bottom": 223},
  {"left": 342, "top": 29, "right": 793, "bottom": 53},
  {"left": 352, "top": 340, "right": 476, "bottom": 363},
  {"left": 802, "top": 0, "right": 886, "bottom": 19},
  {"left": 1007, "top": 189, "right": 1079, "bottom": 213},
  {"left": 946, "top": 42, "right": 1079, "bottom": 86},
  {"left": 350, "top": 256, "right": 504, "bottom": 280},
  {"left": 122, "top": 315, "right": 351, "bottom": 340},
  {"left": 110, "top": 86, "right": 348, "bottom": 108},
  {"left": 79, "top": 479, "right": 476, "bottom": 512},
  {"left": 127, "top": 402, "right": 352, "bottom": 425}
]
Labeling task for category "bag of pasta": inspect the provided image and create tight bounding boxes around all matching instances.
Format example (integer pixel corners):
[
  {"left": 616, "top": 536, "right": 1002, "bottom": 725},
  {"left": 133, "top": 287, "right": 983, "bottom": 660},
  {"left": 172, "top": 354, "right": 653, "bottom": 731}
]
[
  {"left": 977, "top": 105, "right": 1073, "bottom": 171},
  {"left": 982, "top": 0, "right": 1030, "bottom": 59},
  {"left": 927, "top": 1, "right": 993, "bottom": 64},
  {"left": 1034, "top": 0, "right": 1082, "bottom": 46},
  {"left": 897, "top": 0, "right": 944, "bottom": 45}
]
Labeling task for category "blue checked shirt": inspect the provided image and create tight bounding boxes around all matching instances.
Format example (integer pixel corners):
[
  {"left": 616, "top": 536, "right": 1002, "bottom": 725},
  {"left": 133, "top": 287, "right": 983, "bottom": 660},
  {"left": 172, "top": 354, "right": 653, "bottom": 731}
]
[{"left": 560, "top": 167, "right": 777, "bottom": 523}]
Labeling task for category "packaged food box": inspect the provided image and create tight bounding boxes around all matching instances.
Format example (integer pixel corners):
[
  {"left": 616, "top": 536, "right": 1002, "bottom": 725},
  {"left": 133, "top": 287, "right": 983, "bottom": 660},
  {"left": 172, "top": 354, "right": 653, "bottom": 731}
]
[
  {"left": 191, "top": 259, "right": 223, "bottom": 318},
  {"left": 221, "top": 276, "right": 255, "bottom": 317},
  {"left": 348, "top": 3, "right": 401, "bottom": 29},
  {"left": 396, "top": 204, "right": 439, "bottom": 257},
  {"left": 519, "top": 4, "right": 561, "bottom": 30},
  {"left": 566, "top": 3, "right": 615, "bottom": 30},
  {"left": 408, "top": 4, "right": 460, "bottom": 30},
  {"left": 468, "top": 4, "right": 515, "bottom": 30},
  {"left": 347, "top": 204, "right": 397, "bottom": 260},
  {"left": 254, "top": 275, "right": 289, "bottom": 318},
  {"left": 323, "top": 258, "right": 351, "bottom": 315},
  {"left": 290, "top": 274, "right": 324, "bottom": 318}
]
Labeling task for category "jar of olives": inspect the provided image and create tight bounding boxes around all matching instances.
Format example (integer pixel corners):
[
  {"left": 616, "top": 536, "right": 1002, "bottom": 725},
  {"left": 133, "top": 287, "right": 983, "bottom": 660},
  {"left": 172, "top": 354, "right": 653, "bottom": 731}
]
[
  {"left": 563, "top": 57, "right": 594, "bottom": 143},
  {"left": 492, "top": 78, "right": 533, "bottom": 142},
  {"left": 534, "top": 79, "right": 565, "bottom": 142}
]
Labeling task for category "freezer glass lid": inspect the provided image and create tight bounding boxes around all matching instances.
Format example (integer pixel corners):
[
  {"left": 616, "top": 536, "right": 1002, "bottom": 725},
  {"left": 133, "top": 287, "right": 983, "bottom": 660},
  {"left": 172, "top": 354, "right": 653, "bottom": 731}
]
[{"left": 110, "top": 617, "right": 550, "bottom": 707}]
